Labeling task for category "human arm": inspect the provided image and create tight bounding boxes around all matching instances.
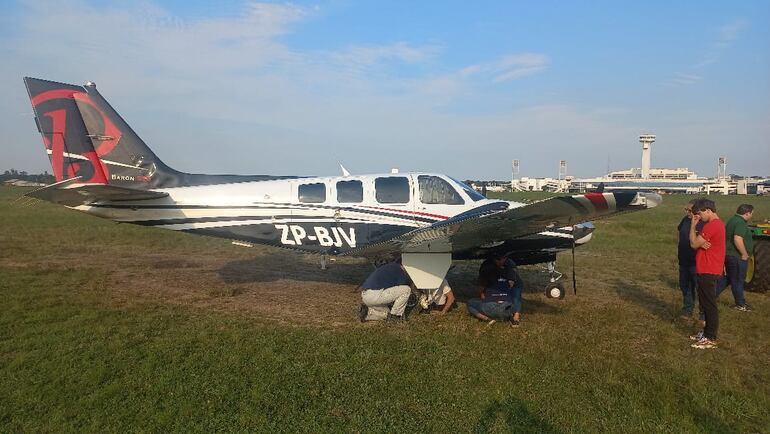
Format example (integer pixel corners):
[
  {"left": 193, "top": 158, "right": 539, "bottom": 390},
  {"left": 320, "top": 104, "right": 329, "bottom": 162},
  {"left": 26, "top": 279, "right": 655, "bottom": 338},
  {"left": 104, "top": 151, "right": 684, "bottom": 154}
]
[
  {"left": 476, "top": 285, "right": 486, "bottom": 300},
  {"left": 733, "top": 235, "right": 749, "bottom": 261},
  {"left": 689, "top": 216, "right": 711, "bottom": 250},
  {"left": 432, "top": 290, "right": 455, "bottom": 315}
]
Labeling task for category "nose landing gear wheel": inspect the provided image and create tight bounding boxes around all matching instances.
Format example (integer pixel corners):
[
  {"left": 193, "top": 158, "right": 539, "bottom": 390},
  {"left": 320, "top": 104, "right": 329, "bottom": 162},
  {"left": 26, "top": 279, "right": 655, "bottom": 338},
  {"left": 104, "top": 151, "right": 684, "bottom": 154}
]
[{"left": 545, "top": 282, "right": 566, "bottom": 299}]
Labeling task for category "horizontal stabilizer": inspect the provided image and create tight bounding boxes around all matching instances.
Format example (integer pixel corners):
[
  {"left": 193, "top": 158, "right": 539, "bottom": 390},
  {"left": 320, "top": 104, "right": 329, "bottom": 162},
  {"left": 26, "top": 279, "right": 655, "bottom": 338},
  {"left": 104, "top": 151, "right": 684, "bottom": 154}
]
[{"left": 25, "top": 178, "right": 168, "bottom": 206}]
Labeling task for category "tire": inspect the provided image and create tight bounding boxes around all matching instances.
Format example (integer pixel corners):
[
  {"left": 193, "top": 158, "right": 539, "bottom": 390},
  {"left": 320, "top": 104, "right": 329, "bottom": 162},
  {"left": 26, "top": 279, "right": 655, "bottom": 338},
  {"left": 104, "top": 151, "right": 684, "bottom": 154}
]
[
  {"left": 746, "top": 238, "right": 769, "bottom": 293},
  {"left": 545, "top": 282, "right": 566, "bottom": 299}
]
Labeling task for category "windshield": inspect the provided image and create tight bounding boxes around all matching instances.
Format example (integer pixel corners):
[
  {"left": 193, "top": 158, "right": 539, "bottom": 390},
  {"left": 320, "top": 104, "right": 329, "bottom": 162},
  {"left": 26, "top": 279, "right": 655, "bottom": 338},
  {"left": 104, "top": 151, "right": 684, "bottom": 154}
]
[{"left": 449, "top": 176, "right": 486, "bottom": 202}]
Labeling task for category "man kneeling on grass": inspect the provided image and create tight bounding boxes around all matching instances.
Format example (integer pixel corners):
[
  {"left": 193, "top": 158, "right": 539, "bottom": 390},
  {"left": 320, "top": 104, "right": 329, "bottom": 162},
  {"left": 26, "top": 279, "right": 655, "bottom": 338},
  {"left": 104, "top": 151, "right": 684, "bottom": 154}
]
[
  {"left": 358, "top": 261, "right": 414, "bottom": 322},
  {"left": 467, "top": 253, "right": 524, "bottom": 327}
]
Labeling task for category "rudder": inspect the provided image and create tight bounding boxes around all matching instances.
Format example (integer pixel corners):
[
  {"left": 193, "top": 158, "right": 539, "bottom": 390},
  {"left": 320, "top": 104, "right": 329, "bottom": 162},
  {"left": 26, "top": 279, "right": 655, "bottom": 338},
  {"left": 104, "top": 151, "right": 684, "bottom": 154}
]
[{"left": 24, "top": 77, "right": 175, "bottom": 189}]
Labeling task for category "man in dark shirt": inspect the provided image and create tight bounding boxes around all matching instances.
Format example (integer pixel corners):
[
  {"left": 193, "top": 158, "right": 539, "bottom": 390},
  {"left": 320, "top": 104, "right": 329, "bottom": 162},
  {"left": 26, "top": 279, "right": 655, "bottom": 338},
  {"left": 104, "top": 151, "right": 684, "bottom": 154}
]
[
  {"left": 467, "top": 253, "right": 524, "bottom": 326},
  {"left": 677, "top": 199, "right": 704, "bottom": 317},
  {"left": 358, "top": 261, "right": 414, "bottom": 322}
]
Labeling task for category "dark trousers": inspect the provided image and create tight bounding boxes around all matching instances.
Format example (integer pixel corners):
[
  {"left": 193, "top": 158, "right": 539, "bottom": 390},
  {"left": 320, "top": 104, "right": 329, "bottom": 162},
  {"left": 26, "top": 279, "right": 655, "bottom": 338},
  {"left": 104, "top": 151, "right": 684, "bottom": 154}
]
[
  {"left": 716, "top": 256, "right": 748, "bottom": 306},
  {"left": 678, "top": 265, "right": 697, "bottom": 314},
  {"left": 697, "top": 274, "right": 720, "bottom": 340}
]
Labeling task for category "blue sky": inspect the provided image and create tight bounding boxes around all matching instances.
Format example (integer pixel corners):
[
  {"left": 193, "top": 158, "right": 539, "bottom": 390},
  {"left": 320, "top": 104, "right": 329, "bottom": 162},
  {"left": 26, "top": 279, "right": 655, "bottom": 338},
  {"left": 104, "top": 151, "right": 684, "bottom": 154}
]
[{"left": 1, "top": 0, "right": 768, "bottom": 179}]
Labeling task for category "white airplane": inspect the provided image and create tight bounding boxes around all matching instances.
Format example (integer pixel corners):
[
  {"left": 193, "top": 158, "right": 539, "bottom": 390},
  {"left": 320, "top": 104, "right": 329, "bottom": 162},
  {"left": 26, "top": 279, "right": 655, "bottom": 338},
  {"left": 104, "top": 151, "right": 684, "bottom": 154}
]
[{"left": 22, "top": 77, "right": 661, "bottom": 298}]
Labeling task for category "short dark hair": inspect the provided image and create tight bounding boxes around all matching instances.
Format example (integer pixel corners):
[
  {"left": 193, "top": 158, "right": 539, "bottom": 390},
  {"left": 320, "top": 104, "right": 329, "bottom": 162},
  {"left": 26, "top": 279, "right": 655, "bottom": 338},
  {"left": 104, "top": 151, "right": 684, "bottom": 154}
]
[
  {"left": 693, "top": 198, "right": 716, "bottom": 213},
  {"left": 736, "top": 204, "right": 754, "bottom": 215}
]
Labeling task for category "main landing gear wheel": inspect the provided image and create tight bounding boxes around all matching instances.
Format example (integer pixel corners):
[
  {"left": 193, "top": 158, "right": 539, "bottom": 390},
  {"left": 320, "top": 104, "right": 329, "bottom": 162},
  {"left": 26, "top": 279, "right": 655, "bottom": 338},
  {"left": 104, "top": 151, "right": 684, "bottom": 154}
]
[{"left": 545, "top": 282, "right": 566, "bottom": 299}]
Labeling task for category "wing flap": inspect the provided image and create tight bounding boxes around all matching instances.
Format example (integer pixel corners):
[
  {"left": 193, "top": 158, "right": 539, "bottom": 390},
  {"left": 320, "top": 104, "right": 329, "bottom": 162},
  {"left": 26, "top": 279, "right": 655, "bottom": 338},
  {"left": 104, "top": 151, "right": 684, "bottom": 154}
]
[{"left": 25, "top": 178, "right": 168, "bottom": 206}]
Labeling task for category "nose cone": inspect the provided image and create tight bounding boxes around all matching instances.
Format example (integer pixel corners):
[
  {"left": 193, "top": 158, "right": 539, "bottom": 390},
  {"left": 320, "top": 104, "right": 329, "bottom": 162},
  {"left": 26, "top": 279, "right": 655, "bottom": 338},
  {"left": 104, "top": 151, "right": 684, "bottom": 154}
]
[
  {"left": 574, "top": 222, "right": 595, "bottom": 245},
  {"left": 632, "top": 192, "right": 662, "bottom": 209}
]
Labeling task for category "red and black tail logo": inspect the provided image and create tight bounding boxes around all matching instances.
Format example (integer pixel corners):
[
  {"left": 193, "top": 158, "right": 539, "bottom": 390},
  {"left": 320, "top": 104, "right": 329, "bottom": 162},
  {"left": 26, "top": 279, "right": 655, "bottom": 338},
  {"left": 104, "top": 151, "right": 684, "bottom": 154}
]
[{"left": 26, "top": 80, "right": 122, "bottom": 184}]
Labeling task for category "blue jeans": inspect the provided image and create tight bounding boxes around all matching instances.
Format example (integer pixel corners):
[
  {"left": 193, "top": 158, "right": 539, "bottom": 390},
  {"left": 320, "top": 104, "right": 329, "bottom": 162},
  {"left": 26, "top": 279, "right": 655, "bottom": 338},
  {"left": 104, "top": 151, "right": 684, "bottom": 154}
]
[
  {"left": 678, "top": 265, "right": 697, "bottom": 314},
  {"left": 467, "top": 298, "right": 513, "bottom": 320},
  {"left": 717, "top": 256, "right": 748, "bottom": 306},
  {"left": 467, "top": 284, "right": 523, "bottom": 320}
]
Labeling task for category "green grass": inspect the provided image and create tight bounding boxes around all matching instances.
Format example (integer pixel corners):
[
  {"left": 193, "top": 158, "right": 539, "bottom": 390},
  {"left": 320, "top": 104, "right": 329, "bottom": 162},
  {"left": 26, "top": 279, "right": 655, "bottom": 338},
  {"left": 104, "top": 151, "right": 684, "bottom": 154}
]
[{"left": 1, "top": 187, "right": 769, "bottom": 432}]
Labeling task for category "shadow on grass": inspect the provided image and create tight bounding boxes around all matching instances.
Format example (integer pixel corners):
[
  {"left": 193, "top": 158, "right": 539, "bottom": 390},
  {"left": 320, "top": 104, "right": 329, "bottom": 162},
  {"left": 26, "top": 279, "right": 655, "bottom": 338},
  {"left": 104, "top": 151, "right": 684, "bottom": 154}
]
[
  {"left": 612, "top": 278, "right": 674, "bottom": 322},
  {"left": 218, "top": 258, "right": 371, "bottom": 285},
  {"left": 475, "top": 396, "right": 557, "bottom": 433}
]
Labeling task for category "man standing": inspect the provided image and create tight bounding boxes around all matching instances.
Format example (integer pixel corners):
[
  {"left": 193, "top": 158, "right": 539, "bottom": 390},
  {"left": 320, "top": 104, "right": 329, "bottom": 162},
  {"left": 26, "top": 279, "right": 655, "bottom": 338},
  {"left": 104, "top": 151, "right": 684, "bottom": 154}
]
[
  {"left": 689, "top": 199, "right": 726, "bottom": 349},
  {"left": 677, "top": 199, "right": 704, "bottom": 317},
  {"left": 717, "top": 204, "right": 755, "bottom": 312},
  {"left": 358, "top": 261, "right": 413, "bottom": 322}
]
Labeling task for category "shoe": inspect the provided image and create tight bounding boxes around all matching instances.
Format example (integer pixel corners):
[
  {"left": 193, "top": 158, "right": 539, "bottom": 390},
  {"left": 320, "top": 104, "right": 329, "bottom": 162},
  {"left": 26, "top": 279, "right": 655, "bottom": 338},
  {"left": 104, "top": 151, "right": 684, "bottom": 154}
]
[
  {"left": 689, "top": 331, "right": 704, "bottom": 341},
  {"left": 734, "top": 304, "right": 753, "bottom": 312},
  {"left": 510, "top": 319, "right": 521, "bottom": 327},
  {"left": 386, "top": 313, "right": 404, "bottom": 322},
  {"left": 357, "top": 304, "right": 368, "bottom": 322},
  {"left": 486, "top": 319, "right": 497, "bottom": 326},
  {"left": 690, "top": 337, "right": 717, "bottom": 349}
]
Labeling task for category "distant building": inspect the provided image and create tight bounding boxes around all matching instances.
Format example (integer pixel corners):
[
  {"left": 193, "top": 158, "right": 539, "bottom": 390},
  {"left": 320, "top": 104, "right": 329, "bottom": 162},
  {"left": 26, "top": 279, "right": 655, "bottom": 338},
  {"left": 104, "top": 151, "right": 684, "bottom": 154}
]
[{"left": 509, "top": 134, "right": 768, "bottom": 195}]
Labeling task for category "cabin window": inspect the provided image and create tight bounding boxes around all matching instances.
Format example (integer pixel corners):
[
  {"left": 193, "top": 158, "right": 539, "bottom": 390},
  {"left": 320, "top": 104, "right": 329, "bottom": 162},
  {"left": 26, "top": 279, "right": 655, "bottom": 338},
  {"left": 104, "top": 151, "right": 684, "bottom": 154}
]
[
  {"left": 298, "top": 182, "right": 326, "bottom": 203},
  {"left": 449, "top": 176, "right": 486, "bottom": 201},
  {"left": 375, "top": 177, "right": 410, "bottom": 204},
  {"left": 418, "top": 175, "right": 465, "bottom": 205},
  {"left": 336, "top": 180, "right": 363, "bottom": 203}
]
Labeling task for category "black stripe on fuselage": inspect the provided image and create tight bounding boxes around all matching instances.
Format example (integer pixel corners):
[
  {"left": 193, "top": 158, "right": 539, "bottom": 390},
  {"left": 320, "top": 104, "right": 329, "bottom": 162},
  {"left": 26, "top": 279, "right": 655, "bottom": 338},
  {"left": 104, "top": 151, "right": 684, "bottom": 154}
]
[
  {"left": 132, "top": 215, "right": 371, "bottom": 227},
  {"left": 89, "top": 202, "right": 442, "bottom": 224}
]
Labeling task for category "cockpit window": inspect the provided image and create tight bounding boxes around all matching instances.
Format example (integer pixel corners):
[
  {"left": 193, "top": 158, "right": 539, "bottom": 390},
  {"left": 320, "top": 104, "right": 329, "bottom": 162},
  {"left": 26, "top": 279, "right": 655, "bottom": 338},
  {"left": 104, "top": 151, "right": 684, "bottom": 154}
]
[
  {"left": 449, "top": 176, "right": 486, "bottom": 202},
  {"left": 375, "top": 177, "right": 410, "bottom": 204},
  {"left": 336, "top": 180, "right": 363, "bottom": 203},
  {"left": 418, "top": 175, "right": 465, "bottom": 205},
  {"left": 298, "top": 182, "right": 326, "bottom": 203}
]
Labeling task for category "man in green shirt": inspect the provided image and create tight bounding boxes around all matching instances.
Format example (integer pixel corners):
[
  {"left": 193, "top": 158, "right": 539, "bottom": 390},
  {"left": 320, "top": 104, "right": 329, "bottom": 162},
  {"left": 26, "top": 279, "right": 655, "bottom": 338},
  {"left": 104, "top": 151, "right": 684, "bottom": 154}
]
[{"left": 717, "top": 204, "right": 754, "bottom": 311}]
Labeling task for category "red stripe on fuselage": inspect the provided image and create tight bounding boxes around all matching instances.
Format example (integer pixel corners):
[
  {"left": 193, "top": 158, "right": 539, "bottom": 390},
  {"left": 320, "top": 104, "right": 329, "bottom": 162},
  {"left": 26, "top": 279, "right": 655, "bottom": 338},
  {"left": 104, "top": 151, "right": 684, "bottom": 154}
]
[
  {"left": 584, "top": 193, "right": 609, "bottom": 211},
  {"left": 363, "top": 206, "right": 448, "bottom": 220}
]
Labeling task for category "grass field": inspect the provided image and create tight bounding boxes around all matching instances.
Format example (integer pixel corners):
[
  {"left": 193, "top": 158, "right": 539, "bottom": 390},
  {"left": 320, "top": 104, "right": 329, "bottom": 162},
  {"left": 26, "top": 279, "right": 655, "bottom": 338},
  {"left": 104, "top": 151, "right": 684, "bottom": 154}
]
[{"left": 1, "top": 187, "right": 769, "bottom": 432}]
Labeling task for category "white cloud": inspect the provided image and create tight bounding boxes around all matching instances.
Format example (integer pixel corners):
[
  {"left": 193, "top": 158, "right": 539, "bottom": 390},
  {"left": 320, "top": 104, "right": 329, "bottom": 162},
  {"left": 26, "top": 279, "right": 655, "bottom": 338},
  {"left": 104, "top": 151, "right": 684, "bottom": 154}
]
[
  {"left": 695, "top": 19, "right": 748, "bottom": 67},
  {"left": 665, "top": 19, "right": 748, "bottom": 86},
  {"left": 458, "top": 53, "right": 549, "bottom": 83}
]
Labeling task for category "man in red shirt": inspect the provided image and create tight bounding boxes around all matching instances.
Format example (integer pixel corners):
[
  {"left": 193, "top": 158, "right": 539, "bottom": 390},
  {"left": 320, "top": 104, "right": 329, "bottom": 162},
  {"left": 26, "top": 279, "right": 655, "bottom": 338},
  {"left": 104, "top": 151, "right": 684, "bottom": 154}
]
[{"left": 688, "top": 198, "right": 725, "bottom": 349}]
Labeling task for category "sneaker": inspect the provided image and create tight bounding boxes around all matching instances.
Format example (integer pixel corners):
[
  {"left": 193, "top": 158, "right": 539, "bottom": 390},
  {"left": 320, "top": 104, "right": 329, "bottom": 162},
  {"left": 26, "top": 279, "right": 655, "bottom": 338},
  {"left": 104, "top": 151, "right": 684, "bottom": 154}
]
[
  {"left": 690, "top": 337, "right": 717, "bottom": 349},
  {"left": 357, "top": 304, "right": 368, "bottom": 322},
  {"left": 734, "top": 304, "right": 753, "bottom": 312},
  {"left": 689, "top": 331, "right": 704, "bottom": 341},
  {"left": 486, "top": 319, "right": 497, "bottom": 327}
]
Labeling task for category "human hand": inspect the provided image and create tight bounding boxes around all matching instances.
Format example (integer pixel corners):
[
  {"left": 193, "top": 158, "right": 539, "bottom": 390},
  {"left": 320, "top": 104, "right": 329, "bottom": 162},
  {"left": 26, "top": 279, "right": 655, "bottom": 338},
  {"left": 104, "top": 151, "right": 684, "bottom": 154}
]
[
  {"left": 741, "top": 254, "right": 749, "bottom": 261},
  {"left": 703, "top": 241, "right": 711, "bottom": 250},
  {"left": 691, "top": 214, "right": 701, "bottom": 224}
]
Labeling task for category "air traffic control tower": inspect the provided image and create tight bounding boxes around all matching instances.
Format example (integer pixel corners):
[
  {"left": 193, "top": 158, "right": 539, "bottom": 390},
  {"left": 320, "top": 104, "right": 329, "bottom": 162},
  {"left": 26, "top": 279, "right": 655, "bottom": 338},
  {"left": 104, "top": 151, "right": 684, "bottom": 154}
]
[{"left": 639, "top": 134, "right": 656, "bottom": 179}]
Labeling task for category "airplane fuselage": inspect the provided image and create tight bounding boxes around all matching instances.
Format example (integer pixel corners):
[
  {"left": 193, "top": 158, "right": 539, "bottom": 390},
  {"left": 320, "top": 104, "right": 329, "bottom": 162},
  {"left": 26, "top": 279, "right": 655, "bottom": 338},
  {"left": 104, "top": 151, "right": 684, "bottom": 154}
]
[{"left": 74, "top": 172, "right": 590, "bottom": 261}]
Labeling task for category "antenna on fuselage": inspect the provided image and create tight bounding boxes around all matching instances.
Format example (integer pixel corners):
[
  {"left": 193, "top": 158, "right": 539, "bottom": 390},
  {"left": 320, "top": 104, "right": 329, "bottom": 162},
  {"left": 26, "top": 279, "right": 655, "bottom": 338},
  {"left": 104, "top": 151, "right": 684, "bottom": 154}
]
[{"left": 339, "top": 163, "right": 350, "bottom": 177}]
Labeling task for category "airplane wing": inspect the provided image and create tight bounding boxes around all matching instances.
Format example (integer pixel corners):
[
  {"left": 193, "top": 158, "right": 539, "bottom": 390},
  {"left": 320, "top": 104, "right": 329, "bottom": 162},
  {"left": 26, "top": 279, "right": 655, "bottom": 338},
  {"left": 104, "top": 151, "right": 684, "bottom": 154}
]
[
  {"left": 25, "top": 177, "right": 168, "bottom": 206},
  {"left": 351, "top": 191, "right": 661, "bottom": 257}
]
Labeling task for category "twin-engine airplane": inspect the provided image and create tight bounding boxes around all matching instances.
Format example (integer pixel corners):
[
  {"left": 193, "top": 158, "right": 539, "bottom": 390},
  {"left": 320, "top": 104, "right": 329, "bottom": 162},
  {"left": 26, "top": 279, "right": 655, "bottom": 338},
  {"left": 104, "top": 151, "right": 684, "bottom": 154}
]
[{"left": 22, "top": 77, "right": 661, "bottom": 297}]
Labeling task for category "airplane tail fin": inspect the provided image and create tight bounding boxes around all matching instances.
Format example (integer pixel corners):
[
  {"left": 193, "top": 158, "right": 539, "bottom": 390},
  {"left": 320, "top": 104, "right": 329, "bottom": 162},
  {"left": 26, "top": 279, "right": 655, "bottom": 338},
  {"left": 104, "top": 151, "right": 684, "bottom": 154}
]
[{"left": 24, "top": 77, "right": 180, "bottom": 189}]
